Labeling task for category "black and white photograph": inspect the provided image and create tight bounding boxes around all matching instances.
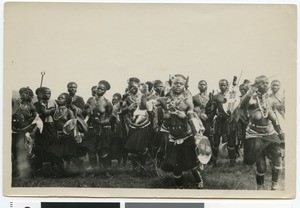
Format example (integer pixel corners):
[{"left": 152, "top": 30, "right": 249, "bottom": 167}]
[{"left": 3, "top": 2, "right": 296, "bottom": 198}]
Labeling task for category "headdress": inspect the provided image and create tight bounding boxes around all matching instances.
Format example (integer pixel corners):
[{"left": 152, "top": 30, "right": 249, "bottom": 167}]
[{"left": 98, "top": 80, "right": 111, "bottom": 90}]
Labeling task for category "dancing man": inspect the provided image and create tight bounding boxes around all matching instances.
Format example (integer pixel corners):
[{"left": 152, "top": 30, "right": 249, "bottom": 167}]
[{"left": 156, "top": 74, "right": 205, "bottom": 188}]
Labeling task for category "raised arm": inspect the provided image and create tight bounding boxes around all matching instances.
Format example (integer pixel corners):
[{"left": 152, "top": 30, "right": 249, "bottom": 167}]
[
  {"left": 37, "top": 102, "right": 56, "bottom": 116},
  {"left": 240, "top": 86, "right": 256, "bottom": 108}
]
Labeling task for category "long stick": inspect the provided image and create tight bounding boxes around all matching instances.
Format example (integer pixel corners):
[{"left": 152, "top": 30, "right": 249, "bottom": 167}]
[
  {"left": 237, "top": 69, "right": 243, "bottom": 86},
  {"left": 40, "top": 71, "right": 46, "bottom": 87}
]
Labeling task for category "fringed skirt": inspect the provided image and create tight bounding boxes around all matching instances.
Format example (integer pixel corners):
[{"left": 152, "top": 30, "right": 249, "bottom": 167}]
[
  {"left": 244, "top": 127, "right": 284, "bottom": 165},
  {"left": 124, "top": 122, "right": 152, "bottom": 153},
  {"left": 160, "top": 136, "right": 198, "bottom": 173}
]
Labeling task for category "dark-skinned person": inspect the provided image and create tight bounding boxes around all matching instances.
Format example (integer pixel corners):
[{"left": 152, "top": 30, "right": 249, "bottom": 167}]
[
  {"left": 110, "top": 93, "right": 126, "bottom": 167},
  {"left": 50, "top": 93, "right": 83, "bottom": 177},
  {"left": 85, "top": 86, "right": 97, "bottom": 113},
  {"left": 151, "top": 74, "right": 206, "bottom": 189},
  {"left": 12, "top": 87, "right": 40, "bottom": 178},
  {"left": 235, "top": 82, "right": 250, "bottom": 149},
  {"left": 193, "top": 80, "right": 210, "bottom": 137},
  {"left": 83, "top": 80, "right": 113, "bottom": 177},
  {"left": 67, "top": 82, "right": 85, "bottom": 116},
  {"left": 210, "top": 79, "right": 230, "bottom": 166},
  {"left": 147, "top": 80, "right": 168, "bottom": 163},
  {"left": 268, "top": 80, "right": 285, "bottom": 118},
  {"left": 122, "top": 77, "right": 153, "bottom": 176},
  {"left": 33, "top": 87, "right": 57, "bottom": 173},
  {"left": 240, "top": 75, "right": 285, "bottom": 190}
]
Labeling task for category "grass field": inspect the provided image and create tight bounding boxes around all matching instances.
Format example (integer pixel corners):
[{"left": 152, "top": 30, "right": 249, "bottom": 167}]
[{"left": 12, "top": 155, "right": 284, "bottom": 190}]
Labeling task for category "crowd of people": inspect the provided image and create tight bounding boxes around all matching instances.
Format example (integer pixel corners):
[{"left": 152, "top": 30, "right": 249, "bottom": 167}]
[{"left": 11, "top": 74, "right": 285, "bottom": 190}]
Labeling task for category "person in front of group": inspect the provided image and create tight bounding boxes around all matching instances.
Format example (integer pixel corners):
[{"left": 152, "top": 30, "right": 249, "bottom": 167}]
[
  {"left": 155, "top": 74, "right": 205, "bottom": 189},
  {"left": 241, "top": 75, "right": 285, "bottom": 190},
  {"left": 84, "top": 80, "right": 113, "bottom": 177}
]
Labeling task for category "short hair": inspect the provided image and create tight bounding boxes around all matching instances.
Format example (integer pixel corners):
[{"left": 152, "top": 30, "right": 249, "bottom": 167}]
[
  {"left": 146, "top": 81, "right": 154, "bottom": 91},
  {"left": 254, "top": 75, "right": 268, "bottom": 87},
  {"left": 153, "top": 80, "right": 163, "bottom": 88},
  {"left": 19, "top": 87, "right": 34, "bottom": 98},
  {"left": 243, "top": 79, "right": 251, "bottom": 85},
  {"left": 113, "top": 93, "right": 122, "bottom": 99},
  {"left": 271, "top": 80, "right": 281, "bottom": 85},
  {"left": 67, "top": 82, "right": 77, "bottom": 88},
  {"left": 198, "top": 80, "right": 207, "bottom": 85},
  {"left": 35, "top": 87, "right": 43, "bottom": 96},
  {"left": 60, "top": 93, "right": 72, "bottom": 105},
  {"left": 219, "top": 79, "right": 228, "bottom": 85},
  {"left": 91, "top": 86, "right": 97, "bottom": 91},
  {"left": 128, "top": 77, "right": 140, "bottom": 84},
  {"left": 239, "top": 83, "right": 249, "bottom": 91},
  {"left": 35, "top": 87, "right": 50, "bottom": 96}
]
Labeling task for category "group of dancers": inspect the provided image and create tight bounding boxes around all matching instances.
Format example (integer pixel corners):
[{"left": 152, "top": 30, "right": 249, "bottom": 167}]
[{"left": 11, "top": 74, "right": 285, "bottom": 190}]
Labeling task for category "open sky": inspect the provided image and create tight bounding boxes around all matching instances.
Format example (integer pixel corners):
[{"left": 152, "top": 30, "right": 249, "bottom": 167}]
[{"left": 4, "top": 3, "right": 295, "bottom": 101}]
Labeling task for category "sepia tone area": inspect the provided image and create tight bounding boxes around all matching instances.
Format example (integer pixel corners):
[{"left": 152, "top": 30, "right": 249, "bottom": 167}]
[{"left": 3, "top": 3, "right": 296, "bottom": 198}]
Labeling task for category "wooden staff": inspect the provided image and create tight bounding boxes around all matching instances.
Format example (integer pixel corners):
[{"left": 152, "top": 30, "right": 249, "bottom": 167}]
[{"left": 40, "top": 71, "right": 46, "bottom": 87}]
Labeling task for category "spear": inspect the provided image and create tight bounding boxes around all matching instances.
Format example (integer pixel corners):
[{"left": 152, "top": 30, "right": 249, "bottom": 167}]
[{"left": 40, "top": 71, "right": 46, "bottom": 87}]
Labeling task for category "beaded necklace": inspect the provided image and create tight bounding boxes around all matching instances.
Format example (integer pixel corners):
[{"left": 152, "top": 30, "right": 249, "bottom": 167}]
[
  {"left": 19, "top": 102, "right": 28, "bottom": 110},
  {"left": 168, "top": 91, "right": 186, "bottom": 112},
  {"left": 18, "top": 99, "right": 31, "bottom": 114},
  {"left": 94, "top": 96, "right": 105, "bottom": 105},
  {"left": 256, "top": 92, "right": 268, "bottom": 118},
  {"left": 53, "top": 106, "right": 68, "bottom": 121}
]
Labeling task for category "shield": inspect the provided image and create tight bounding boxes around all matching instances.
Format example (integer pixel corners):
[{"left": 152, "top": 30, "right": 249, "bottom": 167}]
[
  {"left": 219, "top": 142, "right": 228, "bottom": 159},
  {"left": 63, "top": 118, "right": 77, "bottom": 135},
  {"left": 76, "top": 115, "right": 88, "bottom": 133},
  {"left": 195, "top": 135, "right": 212, "bottom": 164}
]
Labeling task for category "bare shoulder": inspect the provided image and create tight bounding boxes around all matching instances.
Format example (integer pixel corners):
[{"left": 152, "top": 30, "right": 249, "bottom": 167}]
[
  {"left": 67, "top": 109, "right": 75, "bottom": 117},
  {"left": 185, "top": 92, "right": 193, "bottom": 103},
  {"left": 192, "top": 94, "right": 198, "bottom": 100},
  {"left": 214, "top": 93, "right": 225, "bottom": 103}
]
